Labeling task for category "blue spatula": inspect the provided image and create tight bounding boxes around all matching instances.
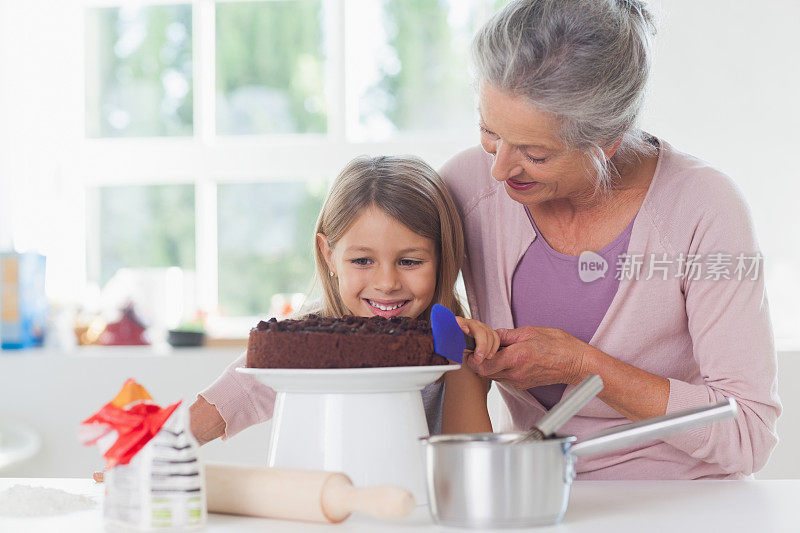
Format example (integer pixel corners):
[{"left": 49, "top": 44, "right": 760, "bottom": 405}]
[{"left": 430, "top": 304, "right": 476, "bottom": 364}]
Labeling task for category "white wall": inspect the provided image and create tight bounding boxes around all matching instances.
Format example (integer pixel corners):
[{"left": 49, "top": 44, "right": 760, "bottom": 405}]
[
  {"left": 643, "top": 0, "right": 800, "bottom": 340},
  {"left": 754, "top": 349, "right": 800, "bottom": 479}
]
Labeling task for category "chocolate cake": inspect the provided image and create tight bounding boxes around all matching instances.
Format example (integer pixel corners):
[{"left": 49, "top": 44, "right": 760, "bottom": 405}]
[{"left": 246, "top": 315, "right": 447, "bottom": 369}]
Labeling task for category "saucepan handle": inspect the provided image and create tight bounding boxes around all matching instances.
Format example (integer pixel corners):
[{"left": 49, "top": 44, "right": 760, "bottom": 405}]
[
  {"left": 570, "top": 398, "right": 737, "bottom": 457},
  {"left": 536, "top": 375, "right": 604, "bottom": 437}
]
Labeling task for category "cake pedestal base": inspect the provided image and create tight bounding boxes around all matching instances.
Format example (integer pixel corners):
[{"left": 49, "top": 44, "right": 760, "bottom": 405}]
[
  {"left": 237, "top": 365, "right": 456, "bottom": 506},
  {"left": 269, "top": 390, "right": 428, "bottom": 503}
]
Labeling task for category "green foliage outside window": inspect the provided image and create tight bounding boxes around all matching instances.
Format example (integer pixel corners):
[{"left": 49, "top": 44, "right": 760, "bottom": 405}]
[
  {"left": 375, "top": 0, "right": 475, "bottom": 130},
  {"left": 216, "top": 0, "right": 327, "bottom": 134},
  {"left": 86, "top": 5, "right": 193, "bottom": 137},
  {"left": 363, "top": 0, "right": 510, "bottom": 133},
  {"left": 217, "top": 181, "right": 326, "bottom": 316},
  {"left": 98, "top": 185, "right": 196, "bottom": 286}
]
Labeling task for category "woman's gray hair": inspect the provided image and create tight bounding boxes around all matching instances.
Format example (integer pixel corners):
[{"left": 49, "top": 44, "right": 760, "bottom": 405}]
[{"left": 472, "top": 0, "right": 658, "bottom": 189}]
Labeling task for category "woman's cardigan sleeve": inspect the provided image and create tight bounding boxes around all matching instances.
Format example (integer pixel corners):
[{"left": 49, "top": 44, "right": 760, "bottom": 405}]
[{"left": 659, "top": 171, "right": 781, "bottom": 475}]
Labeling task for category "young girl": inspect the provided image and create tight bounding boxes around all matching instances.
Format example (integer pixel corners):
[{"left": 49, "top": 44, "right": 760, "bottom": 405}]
[{"left": 190, "top": 155, "right": 497, "bottom": 444}]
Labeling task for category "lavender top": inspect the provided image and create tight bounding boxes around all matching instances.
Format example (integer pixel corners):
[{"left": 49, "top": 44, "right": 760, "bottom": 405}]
[{"left": 511, "top": 207, "right": 637, "bottom": 409}]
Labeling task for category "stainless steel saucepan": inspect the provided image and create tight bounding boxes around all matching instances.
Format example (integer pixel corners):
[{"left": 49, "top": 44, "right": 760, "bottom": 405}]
[{"left": 420, "top": 398, "right": 737, "bottom": 528}]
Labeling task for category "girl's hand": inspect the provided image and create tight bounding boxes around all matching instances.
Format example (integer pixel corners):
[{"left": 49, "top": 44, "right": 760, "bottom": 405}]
[
  {"left": 190, "top": 395, "right": 226, "bottom": 446},
  {"left": 454, "top": 317, "right": 500, "bottom": 364}
]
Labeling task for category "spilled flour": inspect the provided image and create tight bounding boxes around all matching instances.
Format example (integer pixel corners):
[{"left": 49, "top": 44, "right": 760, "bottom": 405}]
[{"left": 0, "top": 485, "right": 96, "bottom": 517}]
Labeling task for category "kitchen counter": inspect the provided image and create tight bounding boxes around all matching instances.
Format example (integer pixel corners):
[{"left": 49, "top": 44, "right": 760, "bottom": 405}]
[{"left": 1, "top": 478, "right": 797, "bottom": 532}]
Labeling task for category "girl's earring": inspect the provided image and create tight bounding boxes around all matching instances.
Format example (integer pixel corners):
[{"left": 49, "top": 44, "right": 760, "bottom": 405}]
[{"left": 329, "top": 271, "right": 335, "bottom": 277}]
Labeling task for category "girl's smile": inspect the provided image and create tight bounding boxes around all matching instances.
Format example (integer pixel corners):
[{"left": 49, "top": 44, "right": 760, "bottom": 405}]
[
  {"left": 317, "top": 206, "right": 438, "bottom": 321},
  {"left": 364, "top": 298, "right": 410, "bottom": 317}
]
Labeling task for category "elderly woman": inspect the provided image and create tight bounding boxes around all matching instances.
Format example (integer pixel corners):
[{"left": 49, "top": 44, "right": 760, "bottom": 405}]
[
  {"left": 444, "top": 0, "right": 780, "bottom": 479},
  {"left": 190, "top": 0, "right": 780, "bottom": 480}
]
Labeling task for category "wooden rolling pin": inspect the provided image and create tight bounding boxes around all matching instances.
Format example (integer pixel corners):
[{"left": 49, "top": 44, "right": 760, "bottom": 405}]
[{"left": 204, "top": 463, "right": 415, "bottom": 523}]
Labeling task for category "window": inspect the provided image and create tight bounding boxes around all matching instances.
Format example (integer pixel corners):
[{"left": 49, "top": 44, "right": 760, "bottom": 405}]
[
  {"left": 217, "top": 180, "right": 325, "bottom": 316},
  {"left": 215, "top": 1, "right": 328, "bottom": 135},
  {"left": 6, "top": 0, "right": 783, "bottom": 341},
  {"left": 82, "top": 0, "right": 501, "bottom": 332},
  {"left": 85, "top": 5, "right": 193, "bottom": 137},
  {"left": 350, "top": 0, "right": 484, "bottom": 139},
  {"left": 94, "top": 184, "right": 195, "bottom": 285}
]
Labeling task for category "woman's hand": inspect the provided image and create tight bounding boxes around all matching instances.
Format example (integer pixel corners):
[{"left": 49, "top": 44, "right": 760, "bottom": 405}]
[
  {"left": 467, "top": 325, "right": 670, "bottom": 420},
  {"left": 465, "top": 326, "right": 587, "bottom": 389},
  {"left": 455, "top": 316, "right": 500, "bottom": 363}
]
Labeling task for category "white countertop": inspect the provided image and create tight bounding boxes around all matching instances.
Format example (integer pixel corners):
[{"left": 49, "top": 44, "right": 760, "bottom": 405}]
[{"left": 1, "top": 478, "right": 798, "bottom": 532}]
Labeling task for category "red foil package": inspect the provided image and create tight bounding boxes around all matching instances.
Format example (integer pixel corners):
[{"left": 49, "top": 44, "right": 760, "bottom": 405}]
[{"left": 80, "top": 379, "right": 181, "bottom": 468}]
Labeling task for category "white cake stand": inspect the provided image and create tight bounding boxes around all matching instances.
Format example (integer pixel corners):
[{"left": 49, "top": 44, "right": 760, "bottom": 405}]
[{"left": 237, "top": 365, "right": 456, "bottom": 505}]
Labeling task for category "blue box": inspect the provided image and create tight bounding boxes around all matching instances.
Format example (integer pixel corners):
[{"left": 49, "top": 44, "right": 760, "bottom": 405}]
[{"left": 1, "top": 252, "right": 47, "bottom": 349}]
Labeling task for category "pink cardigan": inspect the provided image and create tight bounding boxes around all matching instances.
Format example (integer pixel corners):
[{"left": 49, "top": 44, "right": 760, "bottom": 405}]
[
  {"left": 200, "top": 139, "right": 780, "bottom": 479},
  {"left": 441, "top": 139, "right": 780, "bottom": 479}
]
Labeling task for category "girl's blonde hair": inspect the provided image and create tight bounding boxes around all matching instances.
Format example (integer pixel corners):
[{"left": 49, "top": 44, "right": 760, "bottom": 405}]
[{"left": 312, "top": 155, "right": 465, "bottom": 321}]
